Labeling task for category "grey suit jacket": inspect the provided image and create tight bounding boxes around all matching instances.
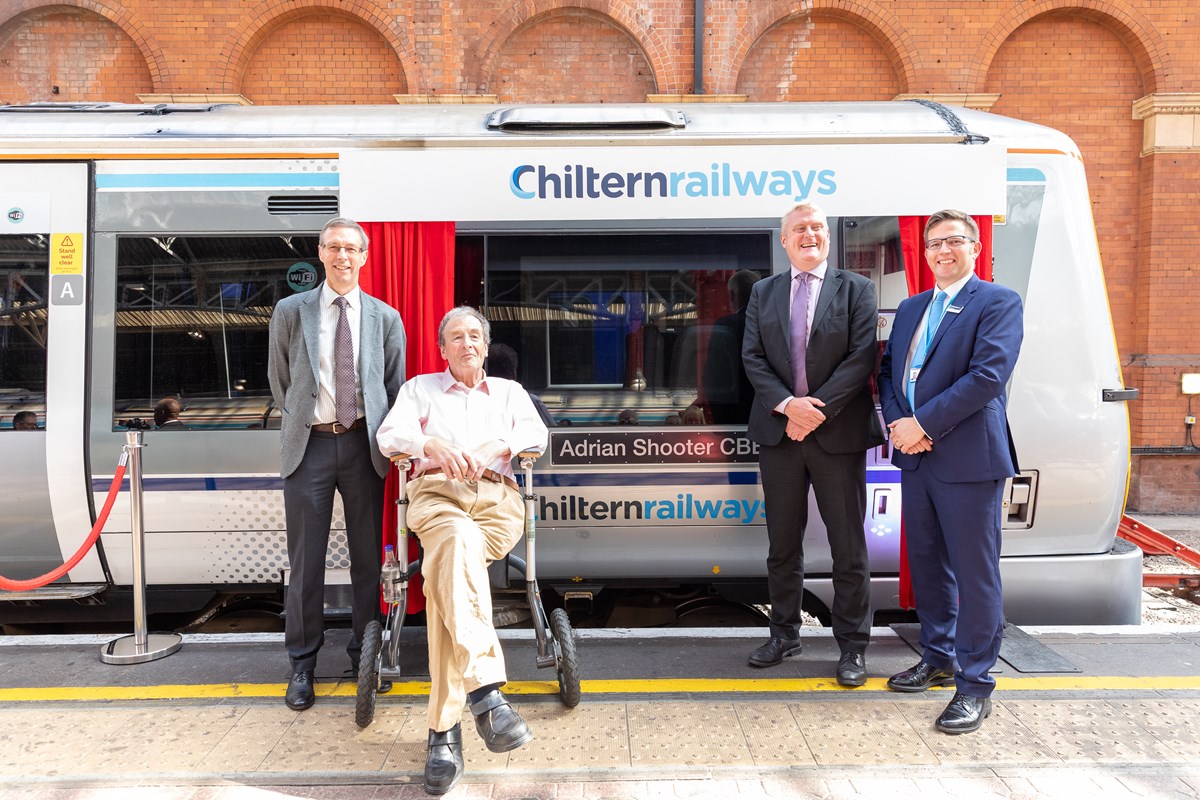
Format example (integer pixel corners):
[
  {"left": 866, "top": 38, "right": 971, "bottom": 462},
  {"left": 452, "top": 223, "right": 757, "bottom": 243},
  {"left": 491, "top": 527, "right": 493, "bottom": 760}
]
[
  {"left": 268, "top": 283, "right": 406, "bottom": 478},
  {"left": 742, "top": 266, "right": 885, "bottom": 452}
]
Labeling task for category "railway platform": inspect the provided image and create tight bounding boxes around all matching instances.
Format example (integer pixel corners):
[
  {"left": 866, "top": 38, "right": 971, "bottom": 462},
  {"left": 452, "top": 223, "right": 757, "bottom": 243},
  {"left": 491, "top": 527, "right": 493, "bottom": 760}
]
[{"left": 2, "top": 623, "right": 1200, "bottom": 799}]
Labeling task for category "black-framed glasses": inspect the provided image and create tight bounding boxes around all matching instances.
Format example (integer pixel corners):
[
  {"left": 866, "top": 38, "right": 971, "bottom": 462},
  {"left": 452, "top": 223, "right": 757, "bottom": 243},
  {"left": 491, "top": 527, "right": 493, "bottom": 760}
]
[{"left": 924, "top": 236, "right": 976, "bottom": 251}]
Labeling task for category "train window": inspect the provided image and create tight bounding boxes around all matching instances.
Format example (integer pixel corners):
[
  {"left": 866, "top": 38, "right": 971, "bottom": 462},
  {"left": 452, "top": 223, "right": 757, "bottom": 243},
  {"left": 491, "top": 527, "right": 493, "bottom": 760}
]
[
  {"left": 0, "top": 234, "right": 48, "bottom": 431},
  {"left": 113, "top": 235, "right": 319, "bottom": 431},
  {"left": 480, "top": 232, "right": 772, "bottom": 426}
]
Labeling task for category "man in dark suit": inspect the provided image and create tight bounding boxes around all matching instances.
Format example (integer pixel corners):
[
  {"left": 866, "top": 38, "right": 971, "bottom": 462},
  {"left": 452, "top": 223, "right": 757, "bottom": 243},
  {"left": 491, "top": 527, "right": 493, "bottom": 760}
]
[
  {"left": 878, "top": 209, "right": 1023, "bottom": 734},
  {"left": 742, "top": 202, "right": 885, "bottom": 686},
  {"left": 268, "top": 217, "right": 406, "bottom": 710},
  {"left": 702, "top": 269, "right": 760, "bottom": 425}
]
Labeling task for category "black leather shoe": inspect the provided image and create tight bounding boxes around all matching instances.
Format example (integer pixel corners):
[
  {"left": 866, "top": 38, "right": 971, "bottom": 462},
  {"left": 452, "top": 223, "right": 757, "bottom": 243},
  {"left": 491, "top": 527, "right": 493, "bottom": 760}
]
[
  {"left": 935, "top": 692, "right": 992, "bottom": 734},
  {"left": 284, "top": 670, "right": 314, "bottom": 710},
  {"left": 836, "top": 651, "right": 867, "bottom": 687},
  {"left": 470, "top": 689, "right": 533, "bottom": 753},
  {"left": 886, "top": 660, "right": 955, "bottom": 693},
  {"left": 424, "top": 724, "right": 464, "bottom": 795},
  {"left": 748, "top": 636, "right": 803, "bottom": 667}
]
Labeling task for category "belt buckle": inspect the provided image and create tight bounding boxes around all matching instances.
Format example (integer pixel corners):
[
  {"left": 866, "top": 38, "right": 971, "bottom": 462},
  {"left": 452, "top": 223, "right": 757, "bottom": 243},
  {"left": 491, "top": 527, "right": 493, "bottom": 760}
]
[{"left": 332, "top": 421, "right": 346, "bottom": 434}]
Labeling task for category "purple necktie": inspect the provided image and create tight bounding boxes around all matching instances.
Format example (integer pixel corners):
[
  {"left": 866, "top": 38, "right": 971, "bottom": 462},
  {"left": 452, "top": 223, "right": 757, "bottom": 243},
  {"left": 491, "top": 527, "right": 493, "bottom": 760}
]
[
  {"left": 791, "top": 272, "right": 811, "bottom": 397},
  {"left": 333, "top": 296, "right": 356, "bottom": 429}
]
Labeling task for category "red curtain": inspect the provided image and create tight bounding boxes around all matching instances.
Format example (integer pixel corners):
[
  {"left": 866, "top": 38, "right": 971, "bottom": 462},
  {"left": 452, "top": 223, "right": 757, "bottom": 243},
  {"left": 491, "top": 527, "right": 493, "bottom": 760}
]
[
  {"left": 894, "top": 215, "right": 993, "bottom": 610},
  {"left": 359, "top": 221, "right": 457, "bottom": 612}
]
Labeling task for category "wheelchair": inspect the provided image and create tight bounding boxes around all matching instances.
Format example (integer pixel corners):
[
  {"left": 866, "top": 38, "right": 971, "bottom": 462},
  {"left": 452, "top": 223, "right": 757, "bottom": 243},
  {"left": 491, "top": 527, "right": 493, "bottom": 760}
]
[{"left": 355, "top": 451, "right": 582, "bottom": 728}]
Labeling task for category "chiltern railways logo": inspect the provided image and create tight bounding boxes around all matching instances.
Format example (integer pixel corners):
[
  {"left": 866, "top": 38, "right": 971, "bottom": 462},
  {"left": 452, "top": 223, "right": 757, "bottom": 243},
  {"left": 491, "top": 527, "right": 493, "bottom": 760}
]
[{"left": 510, "top": 162, "right": 837, "bottom": 202}]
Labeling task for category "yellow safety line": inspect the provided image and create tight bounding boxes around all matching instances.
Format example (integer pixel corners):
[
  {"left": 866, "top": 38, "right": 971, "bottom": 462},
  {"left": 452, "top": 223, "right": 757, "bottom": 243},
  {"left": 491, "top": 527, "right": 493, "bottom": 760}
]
[{"left": 2, "top": 675, "right": 1199, "bottom": 703}]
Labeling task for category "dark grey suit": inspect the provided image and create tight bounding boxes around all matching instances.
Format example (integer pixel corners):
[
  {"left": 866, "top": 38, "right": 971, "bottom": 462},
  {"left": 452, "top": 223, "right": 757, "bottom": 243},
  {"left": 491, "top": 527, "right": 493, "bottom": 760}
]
[
  {"left": 743, "top": 267, "right": 884, "bottom": 652},
  {"left": 268, "top": 282, "right": 405, "bottom": 672}
]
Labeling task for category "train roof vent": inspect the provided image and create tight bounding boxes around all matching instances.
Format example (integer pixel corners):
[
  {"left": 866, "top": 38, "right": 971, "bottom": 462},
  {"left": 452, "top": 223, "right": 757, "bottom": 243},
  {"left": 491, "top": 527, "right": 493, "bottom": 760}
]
[
  {"left": 486, "top": 107, "right": 687, "bottom": 133},
  {"left": 268, "top": 195, "right": 339, "bottom": 216}
]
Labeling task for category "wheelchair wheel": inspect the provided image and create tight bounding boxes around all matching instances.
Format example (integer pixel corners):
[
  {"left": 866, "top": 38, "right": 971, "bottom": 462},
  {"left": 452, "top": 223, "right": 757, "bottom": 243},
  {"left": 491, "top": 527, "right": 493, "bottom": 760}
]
[
  {"left": 549, "top": 607, "right": 582, "bottom": 708},
  {"left": 355, "top": 619, "right": 384, "bottom": 729}
]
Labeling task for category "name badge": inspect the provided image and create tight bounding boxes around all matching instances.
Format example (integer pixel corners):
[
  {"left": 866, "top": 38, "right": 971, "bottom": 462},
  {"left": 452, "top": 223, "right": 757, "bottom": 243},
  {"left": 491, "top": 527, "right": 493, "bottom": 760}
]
[
  {"left": 909, "top": 367, "right": 921, "bottom": 384},
  {"left": 946, "top": 305, "right": 962, "bottom": 314}
]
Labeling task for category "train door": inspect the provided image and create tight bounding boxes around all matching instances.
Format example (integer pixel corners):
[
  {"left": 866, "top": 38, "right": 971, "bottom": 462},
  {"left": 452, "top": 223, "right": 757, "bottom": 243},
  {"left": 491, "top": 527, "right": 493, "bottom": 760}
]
[{"left": 0, "top": 163, "right": 102, "bottom": 591}]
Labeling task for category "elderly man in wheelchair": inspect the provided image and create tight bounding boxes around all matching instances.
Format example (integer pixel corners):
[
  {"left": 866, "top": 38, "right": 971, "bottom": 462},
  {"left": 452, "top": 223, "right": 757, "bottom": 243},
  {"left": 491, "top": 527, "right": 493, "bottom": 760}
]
[{"left": 376, "top": 305, "right": 548, "bottom": 795}]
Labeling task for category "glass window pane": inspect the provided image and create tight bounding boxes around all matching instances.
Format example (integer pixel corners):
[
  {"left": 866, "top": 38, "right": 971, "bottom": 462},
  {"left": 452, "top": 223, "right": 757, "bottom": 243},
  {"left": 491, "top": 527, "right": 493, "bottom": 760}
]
[
  {"left": 482, "top": 232, "right": 772, "bottom": 427},
  {"left": 0, "top": 234, "right": 49, "bottom": 431},
  {"left": 114, "top": 235, "right": 319, "bottom": 430}
]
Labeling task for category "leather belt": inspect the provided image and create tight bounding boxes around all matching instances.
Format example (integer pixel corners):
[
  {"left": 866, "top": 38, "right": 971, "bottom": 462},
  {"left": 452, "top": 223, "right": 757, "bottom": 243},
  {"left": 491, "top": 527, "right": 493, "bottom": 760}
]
[
  {"left": 419, "top": 467, "right": 518, "bottom": 493},
  {"left": 311, "top": 417, "right": 365, "bottom": 434}
]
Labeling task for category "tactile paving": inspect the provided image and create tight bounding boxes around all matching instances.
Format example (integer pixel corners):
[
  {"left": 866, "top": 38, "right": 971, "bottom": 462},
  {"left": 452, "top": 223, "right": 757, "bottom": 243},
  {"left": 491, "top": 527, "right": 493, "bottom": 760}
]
[
  {"left": 789, "top": 699, "right": 940, "bottom": 766},
  {"left": 626, "top": 701, "right": 754, "bottom": 767},
  {"left": 1000, "top": 699, "right": 1181, "bottom": 763}
]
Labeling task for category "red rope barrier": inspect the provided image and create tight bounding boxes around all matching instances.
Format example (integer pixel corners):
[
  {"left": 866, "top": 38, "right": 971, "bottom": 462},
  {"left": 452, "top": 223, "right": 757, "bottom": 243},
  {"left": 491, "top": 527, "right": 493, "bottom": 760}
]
[{"left": 0, "top": 462, "right": 127, "bottom": 592}]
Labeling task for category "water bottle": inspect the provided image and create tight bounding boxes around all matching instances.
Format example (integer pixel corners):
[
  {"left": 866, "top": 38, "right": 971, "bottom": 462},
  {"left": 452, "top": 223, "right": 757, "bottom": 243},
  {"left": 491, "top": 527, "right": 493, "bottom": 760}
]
[{"left": 380, "top": 544, "right": 401, "bottom": 605}]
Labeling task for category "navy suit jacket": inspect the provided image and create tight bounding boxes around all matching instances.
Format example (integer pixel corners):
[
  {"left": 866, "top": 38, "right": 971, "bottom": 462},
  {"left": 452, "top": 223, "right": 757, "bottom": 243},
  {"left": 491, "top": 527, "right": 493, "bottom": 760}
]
[
  {"left": 878, "top": 275, "right": 1023, "bottom": 482},
  {"left": 743, "top": 266, "right": 885, "bottom": 453}
]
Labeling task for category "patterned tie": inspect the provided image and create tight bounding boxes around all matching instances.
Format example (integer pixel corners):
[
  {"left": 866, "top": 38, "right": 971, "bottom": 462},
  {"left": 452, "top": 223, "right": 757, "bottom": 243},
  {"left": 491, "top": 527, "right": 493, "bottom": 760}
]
[
  {"left": 791, "top": 272, "right": 811, "bottom": 397},
  {"left": 907, "top": 289, "right": 948, "bottom": 409},
  {"left": 333, "top": 296, "right": 357, "bottom": 429}
]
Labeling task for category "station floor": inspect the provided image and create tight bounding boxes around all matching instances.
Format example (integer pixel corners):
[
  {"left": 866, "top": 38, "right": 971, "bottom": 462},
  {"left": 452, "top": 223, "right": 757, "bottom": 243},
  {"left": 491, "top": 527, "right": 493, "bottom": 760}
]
[{"left": 2, "top": 624, "right": 1199, "bottom": 799}]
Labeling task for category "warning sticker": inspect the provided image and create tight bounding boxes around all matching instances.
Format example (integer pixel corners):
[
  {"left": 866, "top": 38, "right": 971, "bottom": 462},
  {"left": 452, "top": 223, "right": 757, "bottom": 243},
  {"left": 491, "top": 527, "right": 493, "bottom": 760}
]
[{"left": 51, "top": 233, "right": 84, "bottom": 275}]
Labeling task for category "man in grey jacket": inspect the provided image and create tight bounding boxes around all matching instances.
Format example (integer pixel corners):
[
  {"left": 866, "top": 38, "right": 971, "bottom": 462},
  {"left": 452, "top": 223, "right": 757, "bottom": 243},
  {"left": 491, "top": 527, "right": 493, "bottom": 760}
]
[{"left": 268, "top": 217, "right": 406, "bottom": 710}]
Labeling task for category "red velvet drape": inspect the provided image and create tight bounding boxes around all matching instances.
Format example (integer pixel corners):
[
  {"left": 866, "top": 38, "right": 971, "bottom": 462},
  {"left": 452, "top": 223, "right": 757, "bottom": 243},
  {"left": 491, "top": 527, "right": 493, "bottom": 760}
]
[
  {"left": 360, "top": 221, "right": 457, "bottom": 612},
  {"left": 894, "top": 215, "right": 993, "bottom": 610}
]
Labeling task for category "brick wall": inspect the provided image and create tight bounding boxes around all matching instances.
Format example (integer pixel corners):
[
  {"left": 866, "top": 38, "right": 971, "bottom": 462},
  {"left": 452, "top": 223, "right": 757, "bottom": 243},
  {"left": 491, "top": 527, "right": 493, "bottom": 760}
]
[{"left": 1, "top": 0, "right": 1198, "bottom": 508}]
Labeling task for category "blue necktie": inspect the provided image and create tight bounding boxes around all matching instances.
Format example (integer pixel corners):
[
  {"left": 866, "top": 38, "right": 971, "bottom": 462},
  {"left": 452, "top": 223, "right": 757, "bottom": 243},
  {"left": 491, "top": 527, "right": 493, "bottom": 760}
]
[{"left": 907, "top": 290, "right": 948, "bottom": 409}]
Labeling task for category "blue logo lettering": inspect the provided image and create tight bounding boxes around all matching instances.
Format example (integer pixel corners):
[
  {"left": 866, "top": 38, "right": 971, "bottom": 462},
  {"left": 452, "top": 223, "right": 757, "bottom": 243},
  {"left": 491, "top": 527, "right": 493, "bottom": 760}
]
[{"left": 510, "top": 165, "right": 535, "bottom": 199}]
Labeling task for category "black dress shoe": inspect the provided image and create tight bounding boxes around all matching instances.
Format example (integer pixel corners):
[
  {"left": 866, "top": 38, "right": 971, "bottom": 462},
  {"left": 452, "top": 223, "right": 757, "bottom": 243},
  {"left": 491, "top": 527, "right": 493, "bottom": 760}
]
[
  {"left": 886, "top": 660, "right": 955, "bottom": 693},
  {"left": 836, "top": 651, "right": 867, "bottom": 687},
  {"left": 284, "top": 670, "right": 314, "bottom": 710},
  {"left": 935, "top": 692, "right": 992, "bottom": 734},
  {"left": 470, "top": 689, "right": 533, "bottom": 753},
  {"left": 748, "top": 636, "right": 803, "bottom": 667},
  {"left": 424, "top": 724, "right": 464, "bottom": 795}
]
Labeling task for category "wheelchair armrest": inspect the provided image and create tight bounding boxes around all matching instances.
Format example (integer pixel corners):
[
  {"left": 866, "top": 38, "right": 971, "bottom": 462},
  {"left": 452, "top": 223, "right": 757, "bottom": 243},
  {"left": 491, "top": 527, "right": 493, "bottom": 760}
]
[{"left": 517, "top": 450, "right": 544, "bottom": 461}]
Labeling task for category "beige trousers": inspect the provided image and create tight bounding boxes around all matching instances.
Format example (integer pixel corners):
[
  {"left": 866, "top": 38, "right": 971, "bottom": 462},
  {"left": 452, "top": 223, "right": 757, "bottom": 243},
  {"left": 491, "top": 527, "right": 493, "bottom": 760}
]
[{"left": 407, "top": 473, "right": 524, "bottom": 732}]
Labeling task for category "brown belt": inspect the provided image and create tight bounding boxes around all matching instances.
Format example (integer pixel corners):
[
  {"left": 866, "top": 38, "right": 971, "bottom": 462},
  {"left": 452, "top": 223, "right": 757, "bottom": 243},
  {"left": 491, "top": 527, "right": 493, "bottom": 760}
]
[
  {"left": 419, "top": 467, "right": 519, "bottom": 493},
  {"left": 311, "top": 417, "right": 365, "bottom": 434}
]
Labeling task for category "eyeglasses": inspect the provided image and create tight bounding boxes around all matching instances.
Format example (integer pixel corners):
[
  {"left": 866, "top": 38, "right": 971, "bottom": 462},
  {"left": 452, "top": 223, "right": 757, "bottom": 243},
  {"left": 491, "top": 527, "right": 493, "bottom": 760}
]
[
  {"left": 924, "top": 236, "right": 976, "bottom": 251},
  {"left": 321, "top": 244, "right": 362, "bottom": 255}
]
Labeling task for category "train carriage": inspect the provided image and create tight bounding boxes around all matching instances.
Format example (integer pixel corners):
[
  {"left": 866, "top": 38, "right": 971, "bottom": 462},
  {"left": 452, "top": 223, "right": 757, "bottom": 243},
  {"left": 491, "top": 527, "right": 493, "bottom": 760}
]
[{"left": 0, "top": 101, "right": 1142, "bottom": 628}]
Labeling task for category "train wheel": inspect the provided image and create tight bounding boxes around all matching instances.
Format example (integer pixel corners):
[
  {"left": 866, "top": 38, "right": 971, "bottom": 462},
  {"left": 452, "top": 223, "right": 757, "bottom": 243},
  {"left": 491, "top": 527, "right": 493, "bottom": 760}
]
[
  {"left": 355, "top": 619, "right": 383, "bottom": 729},
  {"left": 549, "top": 607, "right": 582, "bottom": 708}
]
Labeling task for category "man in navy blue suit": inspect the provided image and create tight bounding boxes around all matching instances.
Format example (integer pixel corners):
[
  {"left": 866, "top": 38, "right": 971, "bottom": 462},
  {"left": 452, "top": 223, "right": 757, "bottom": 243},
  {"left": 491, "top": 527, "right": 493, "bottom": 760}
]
[{"left": 878, "top": 209, "right": 1023, "bottom": 734}]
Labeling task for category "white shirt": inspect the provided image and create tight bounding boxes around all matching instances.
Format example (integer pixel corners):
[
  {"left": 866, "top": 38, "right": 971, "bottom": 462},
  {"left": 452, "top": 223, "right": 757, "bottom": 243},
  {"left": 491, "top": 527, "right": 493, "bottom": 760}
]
[
  {"left": 775, "top": 261, "right": 828, "bottom": 412},
  {"left": 375, "top": 370, "right": 548, "bottom": 480},
  {"left": 314, "top": 282, "right": 364, "bottom": 425}
]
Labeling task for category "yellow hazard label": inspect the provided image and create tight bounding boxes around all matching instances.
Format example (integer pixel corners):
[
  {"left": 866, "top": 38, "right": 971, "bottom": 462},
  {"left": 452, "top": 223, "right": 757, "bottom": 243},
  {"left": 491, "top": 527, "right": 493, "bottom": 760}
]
[{"left": 51, "top": 232, "right": 84, "bottom": 275}]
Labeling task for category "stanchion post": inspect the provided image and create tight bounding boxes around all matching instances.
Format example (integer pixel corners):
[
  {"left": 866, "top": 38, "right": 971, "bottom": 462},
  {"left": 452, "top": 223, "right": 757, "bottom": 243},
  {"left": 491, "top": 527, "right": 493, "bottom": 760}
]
[{"left": 100, "top": 428, "right": 183, "bottom": 664}]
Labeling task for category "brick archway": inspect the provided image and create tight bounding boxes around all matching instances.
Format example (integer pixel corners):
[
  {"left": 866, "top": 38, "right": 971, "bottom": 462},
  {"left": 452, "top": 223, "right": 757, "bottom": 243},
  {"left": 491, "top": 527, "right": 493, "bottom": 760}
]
[
  {"left": 0, "top": 0, "right": 169, "bottom": 90},
  {"left": 721, "top": 0, "right": 917, "bottom": 96},
  {"left": 468, "top": 1, "right": 673, "bottom": 95},
  {"left": 969, "top": 0, "right": 1169, "bottom": 94},
  {"left": 216, "top": 0, "right": 422, "bottom": 95}
]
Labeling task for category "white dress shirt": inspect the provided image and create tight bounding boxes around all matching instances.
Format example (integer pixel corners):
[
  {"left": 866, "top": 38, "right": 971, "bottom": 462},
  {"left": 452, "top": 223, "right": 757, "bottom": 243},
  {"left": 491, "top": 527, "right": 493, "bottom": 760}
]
[
  {"left": 376, "top": 370, "right": 548, "bottom": 480},
  {"left": 314, "top": 282, "right": 365, "bottom": 425}
]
